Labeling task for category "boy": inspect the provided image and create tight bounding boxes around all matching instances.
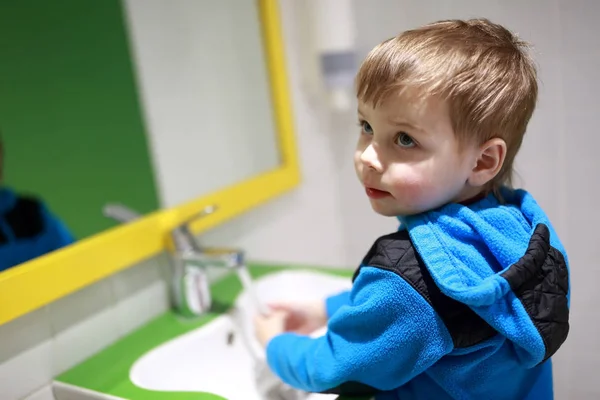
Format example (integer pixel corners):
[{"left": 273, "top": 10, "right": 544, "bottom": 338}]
[
  {"left": 0, "top": 135, "right": 74, "bottom": 272},
  {"left": 254, "top": 18, "right": 570, "bottom": 400}
]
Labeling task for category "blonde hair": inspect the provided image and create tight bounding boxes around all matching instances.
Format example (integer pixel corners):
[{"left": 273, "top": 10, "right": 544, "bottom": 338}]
[{"left": 356, "top": 18, "right": 538, "bottom": 194}]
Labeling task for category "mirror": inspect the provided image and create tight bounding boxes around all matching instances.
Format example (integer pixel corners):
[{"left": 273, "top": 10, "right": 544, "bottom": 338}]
[
  {"left": 125, "top": 0, "right": 281, "bottom": 208},
  {"left": 0, "top": 0, "right": 281, "bottom": 272}
]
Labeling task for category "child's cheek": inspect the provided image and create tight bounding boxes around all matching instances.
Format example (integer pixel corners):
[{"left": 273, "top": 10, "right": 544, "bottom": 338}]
[{"left": 390, "top": 170, "right": 431, "bottom": 206}]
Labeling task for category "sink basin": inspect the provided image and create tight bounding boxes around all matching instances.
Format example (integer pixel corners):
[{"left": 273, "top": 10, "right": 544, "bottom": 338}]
[{"left": 130, "top": 270, "right": 353, "bottom": 399}]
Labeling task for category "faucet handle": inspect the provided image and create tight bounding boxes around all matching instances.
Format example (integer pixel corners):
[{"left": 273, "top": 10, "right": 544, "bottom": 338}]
[
  {"left": 103, "top": 203, "right": 142, "bottom": 223},
  {"left": 171, "top": 204, "right": 218, "bottom": 253},
  {"left": 177, "top": 204, "right": 218, "bottom": 229}
]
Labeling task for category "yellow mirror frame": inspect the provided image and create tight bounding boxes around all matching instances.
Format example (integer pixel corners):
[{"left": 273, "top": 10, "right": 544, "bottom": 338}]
[{"left": 0, "top": 0, "right": 299, "bottom": 326}]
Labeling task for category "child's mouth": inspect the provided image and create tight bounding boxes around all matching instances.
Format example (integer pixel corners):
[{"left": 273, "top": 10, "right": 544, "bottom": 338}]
[{"left": 365, "top": 187, "right": 391, "bottom": 199}]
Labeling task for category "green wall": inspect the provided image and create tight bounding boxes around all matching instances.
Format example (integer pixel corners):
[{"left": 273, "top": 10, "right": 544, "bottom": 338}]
[{"left": 0, "top": 0, "right": 159, "bottom": 240}]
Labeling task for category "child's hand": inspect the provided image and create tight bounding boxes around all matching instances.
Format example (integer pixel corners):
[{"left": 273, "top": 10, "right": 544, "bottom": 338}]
[
  {"left": 254, "top": 310, "right": 288, "bottom": 348},
  {"left": 268, "top": 300, "right": 328, "bottom": 335}
]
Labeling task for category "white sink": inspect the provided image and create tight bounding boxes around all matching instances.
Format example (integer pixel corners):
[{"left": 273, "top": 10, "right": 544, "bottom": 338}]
[{"left": 130, "top": 270, "right": 352, "bottom": 400}]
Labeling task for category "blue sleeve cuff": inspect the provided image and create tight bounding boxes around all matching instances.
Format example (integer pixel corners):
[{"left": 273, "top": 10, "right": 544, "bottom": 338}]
[
  {"left": 266, "top": 333, "right": 314, "bottom": 391},
  {"left": 325, "top": 290, "right": 351, "bottom": 318}
]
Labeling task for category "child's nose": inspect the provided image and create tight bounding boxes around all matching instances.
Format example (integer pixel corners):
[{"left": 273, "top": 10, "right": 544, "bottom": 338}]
[{"left": 360, "top": 144, "right": 383, "bottom": 172}]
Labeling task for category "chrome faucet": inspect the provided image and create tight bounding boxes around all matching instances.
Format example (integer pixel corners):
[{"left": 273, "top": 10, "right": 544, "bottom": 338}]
[
  {"left": 103, "top": 203, "right": 245, "bottom": 318},
  {"left": 170, "top": 205, "right": 245, "bottom": 317}
]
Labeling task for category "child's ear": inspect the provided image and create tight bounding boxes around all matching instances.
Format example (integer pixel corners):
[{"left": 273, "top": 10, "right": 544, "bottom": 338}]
[{"left": 467, "top": 138, "right": 507, "bottom": 187}]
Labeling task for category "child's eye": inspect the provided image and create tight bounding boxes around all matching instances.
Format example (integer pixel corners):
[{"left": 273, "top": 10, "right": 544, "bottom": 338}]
[
  {"left": 395, "top": 132, "right": 416, "bottom": 148},
  {"left": 359, "top": 120, "right": 373, "bottom": 135}
]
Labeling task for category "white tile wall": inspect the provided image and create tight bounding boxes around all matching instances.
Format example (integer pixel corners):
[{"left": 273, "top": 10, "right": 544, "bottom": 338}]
[
  {"left": 556, "top": 1, "right": 600, "bottom": 398},
  {"left": 49, "top": 280, "right": 120, "bottom": 377},
  {"left": 0, "top": 308, "right": 53, "bottom": 399},
  {"left": 0, "top": 340, "right": 53, "bottom": 400},
  {"left": 0, "top": 254, "right": 171, "bottom": 400},
  {"left": 110, "top": 253, "right": 171, "bottom": 336}
]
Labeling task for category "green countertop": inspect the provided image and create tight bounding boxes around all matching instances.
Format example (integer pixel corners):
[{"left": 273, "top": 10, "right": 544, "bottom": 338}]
[{"left": 56, "top": 264, "right": 359, "bottom": 400}]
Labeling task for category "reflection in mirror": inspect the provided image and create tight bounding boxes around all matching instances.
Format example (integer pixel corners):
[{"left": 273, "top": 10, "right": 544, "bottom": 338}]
[
  {"left": 124, "top": 0, "right": 281, "bottom": 208},
  {"left": 0, "top": 0, "right": 281, "bottom": 271},
  {"left": 0, "top": 135, "right": 75, "bottom": 272}
]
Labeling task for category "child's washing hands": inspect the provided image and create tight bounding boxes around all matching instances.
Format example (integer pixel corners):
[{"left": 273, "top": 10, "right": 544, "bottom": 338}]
[{"left": 254, "top": 300, "right": 327, "bottom": 347}]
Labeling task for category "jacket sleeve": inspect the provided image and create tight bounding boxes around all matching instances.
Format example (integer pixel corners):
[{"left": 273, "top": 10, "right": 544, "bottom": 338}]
[
  {"left": 325, "top": 290, "right": 351, "bottom": 318},
  {"left": 265, "top": 266, "right": 454, "bottom": 393}
]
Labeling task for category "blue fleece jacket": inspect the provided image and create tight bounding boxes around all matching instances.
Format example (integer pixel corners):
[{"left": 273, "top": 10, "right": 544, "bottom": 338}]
[
  {"left": 0, "top": 187, "right": 74, "bottom": 272},
  {"left": 266, "top": 189, "right": 569, "bottom": 399}
]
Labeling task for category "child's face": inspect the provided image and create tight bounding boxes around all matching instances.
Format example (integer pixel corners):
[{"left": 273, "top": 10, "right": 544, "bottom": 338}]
[{"left": 355, "top": 89, "right": 479, "bottom": 217}]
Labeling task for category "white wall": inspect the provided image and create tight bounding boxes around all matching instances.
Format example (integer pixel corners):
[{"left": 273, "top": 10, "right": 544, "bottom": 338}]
[
  {"left": 555, "top": 2, "right": 600, "bottom": 397},
  {"left": 203, "top": 0, "right": 600, "bottom": 398}
]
